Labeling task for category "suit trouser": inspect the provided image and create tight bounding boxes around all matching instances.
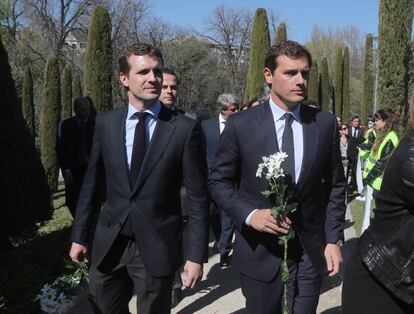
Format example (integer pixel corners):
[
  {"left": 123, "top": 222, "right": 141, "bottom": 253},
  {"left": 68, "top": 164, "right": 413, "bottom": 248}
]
[
  {"left": 218, "top": 210, "right": 234, "bottom": 256},
  {"left": 89, "top": 235, "right": 174, "bottom": 314},
  {"left": 239, "top": 251, "right": 322, "bottom": 314}
]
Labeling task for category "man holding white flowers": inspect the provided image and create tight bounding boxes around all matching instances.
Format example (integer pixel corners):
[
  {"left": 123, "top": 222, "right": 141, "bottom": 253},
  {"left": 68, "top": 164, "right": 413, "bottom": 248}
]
[{"left": 209, "top": 40, "right": 346, "bottom": 314}]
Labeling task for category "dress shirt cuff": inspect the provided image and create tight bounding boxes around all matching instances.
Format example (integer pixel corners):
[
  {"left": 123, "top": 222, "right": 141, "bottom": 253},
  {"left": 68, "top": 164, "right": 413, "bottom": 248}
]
[{"left": 245, "top": 209, "right": 258, "bottom": 226}]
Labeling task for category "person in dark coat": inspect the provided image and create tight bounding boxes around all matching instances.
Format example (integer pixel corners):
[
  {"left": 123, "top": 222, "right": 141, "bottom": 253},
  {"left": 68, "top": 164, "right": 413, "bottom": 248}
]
[
  {"left": 69, "top": 43, "right": 209, "bottom": 314},
  {"left": 209, "top": 40, "right": 345, "bottom": 314},
  {"left": 57, "top": 96, "right": 95, "bottom": 217}
]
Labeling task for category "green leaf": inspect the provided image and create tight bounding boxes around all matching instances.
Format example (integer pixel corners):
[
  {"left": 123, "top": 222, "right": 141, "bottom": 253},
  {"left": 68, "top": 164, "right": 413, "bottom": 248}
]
[{"left": 261, "top": 190, "right": 273, "bottom": 197}]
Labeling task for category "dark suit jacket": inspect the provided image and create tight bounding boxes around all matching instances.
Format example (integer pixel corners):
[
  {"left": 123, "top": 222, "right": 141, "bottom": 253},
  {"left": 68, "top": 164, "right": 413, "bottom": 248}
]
[
  {"left": 349, "top": 126, "right": 365, "bottom": 144},
  {"left": 209, "top": 101, "right": 346, "bottom": 280},
  {"left": 71, "top": 105, "right": 209, "bottom": 277},
  {"left": 57, "top": 116, "right": 95, "bottom": 172},
  {"left": 201, "top": 117, "right": 220, "bottom": 173}
]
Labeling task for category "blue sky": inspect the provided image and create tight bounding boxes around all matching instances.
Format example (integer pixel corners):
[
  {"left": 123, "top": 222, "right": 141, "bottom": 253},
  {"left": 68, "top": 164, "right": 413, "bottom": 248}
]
[{"left": 150, "top": 0, "right": 379, "bottom": 43}]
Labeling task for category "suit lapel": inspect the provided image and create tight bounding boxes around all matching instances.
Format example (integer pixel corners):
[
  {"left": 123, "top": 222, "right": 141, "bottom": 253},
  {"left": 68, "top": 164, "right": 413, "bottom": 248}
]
[
  {"left": 110, "top": 106, "right": 131, "bottom": 192},
  {"left": 132, "top": 106, "right": 176, "bottom": 193},
  {"left": 257, "top": 101, "right": 279, "bottom": 157},
  {"left": 296, "top": 106, "right": 319, "bottom": 193}
]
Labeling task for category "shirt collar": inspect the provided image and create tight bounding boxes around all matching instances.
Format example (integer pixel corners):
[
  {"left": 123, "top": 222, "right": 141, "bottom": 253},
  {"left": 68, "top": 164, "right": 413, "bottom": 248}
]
[
  {"left": 269, "top": 97, "right": 301, "bottom": 123},
  {"left": 219, "top": 113, "right": 227, "bottom": 124},
  {"left": 127, "top": 100, "right": 161, "bottom": 120}
]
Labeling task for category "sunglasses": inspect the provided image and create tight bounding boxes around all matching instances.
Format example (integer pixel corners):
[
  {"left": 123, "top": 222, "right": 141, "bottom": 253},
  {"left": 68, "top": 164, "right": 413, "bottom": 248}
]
[{"left": 340, "top": 127, "right": 348, "bottom": 130}]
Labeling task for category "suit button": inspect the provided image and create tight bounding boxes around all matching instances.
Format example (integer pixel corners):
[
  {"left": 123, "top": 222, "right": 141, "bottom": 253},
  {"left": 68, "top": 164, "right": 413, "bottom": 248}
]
[{"left": 118, "top": 221, "right": 123, "bottom": 227}]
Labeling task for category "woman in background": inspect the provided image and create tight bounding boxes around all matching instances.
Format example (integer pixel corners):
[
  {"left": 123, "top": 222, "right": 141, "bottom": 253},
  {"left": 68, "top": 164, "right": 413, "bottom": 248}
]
[{"left": 361, "top": 108, "right": 399, "bottom": 199}]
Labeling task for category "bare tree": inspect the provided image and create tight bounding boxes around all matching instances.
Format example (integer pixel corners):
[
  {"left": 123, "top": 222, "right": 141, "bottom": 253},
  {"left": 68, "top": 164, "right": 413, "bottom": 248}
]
[
  {"left": 0, "top": 0, "right": 24, "bottom": 41},
  {"left": 200, "top": 5, "right": 252, "bottom": 97}
]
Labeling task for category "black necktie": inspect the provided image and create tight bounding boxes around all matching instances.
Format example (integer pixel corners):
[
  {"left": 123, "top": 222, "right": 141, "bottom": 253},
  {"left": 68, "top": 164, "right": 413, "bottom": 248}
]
[
  {"left": 282, "top": 113, "right": 295, "bottom": 184},
  {"left": 130, "top": 112, "right": 147, "bottom": 186}
]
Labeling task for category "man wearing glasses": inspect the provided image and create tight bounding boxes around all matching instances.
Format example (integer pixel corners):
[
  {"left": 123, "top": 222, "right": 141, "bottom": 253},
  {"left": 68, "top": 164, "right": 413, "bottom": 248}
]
[{"left": 202, "top": 93, "right": 238, "bottom": 267}]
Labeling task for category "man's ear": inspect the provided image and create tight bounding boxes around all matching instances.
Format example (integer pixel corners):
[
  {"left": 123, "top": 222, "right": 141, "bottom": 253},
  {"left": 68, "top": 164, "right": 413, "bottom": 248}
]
[
  {"left": 263, "top": 67, "right": 273, "bottom": 84},
  {"left": 119, "top": 72, "right": 129, "bottom": 88}
]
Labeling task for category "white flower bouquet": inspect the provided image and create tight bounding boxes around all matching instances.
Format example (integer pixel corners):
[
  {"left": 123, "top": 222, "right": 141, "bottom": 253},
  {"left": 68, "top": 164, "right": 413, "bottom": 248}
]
[{"left": 256, "top": 152, "right": 297, "bottom": 314}]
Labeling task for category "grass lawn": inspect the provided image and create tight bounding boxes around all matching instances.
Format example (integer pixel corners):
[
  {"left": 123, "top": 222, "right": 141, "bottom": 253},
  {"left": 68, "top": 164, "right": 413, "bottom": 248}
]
[
  {"left": 0, "top": 184, "right": 74, "bottom": 314},
  {"left": 348, "top": 199, "right": 374, "bottom": 237}
]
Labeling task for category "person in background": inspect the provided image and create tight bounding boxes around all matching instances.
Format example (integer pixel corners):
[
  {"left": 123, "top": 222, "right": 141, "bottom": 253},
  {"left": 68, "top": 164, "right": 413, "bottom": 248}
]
[
  {"left": 57, "top": 96, "right": 95, "bottom": 217},
  {"left": 361, "top": 108, "right": 399, "bottom": 200},
  {"left": 342, "top": 100, "right": 414, "bottom": 314},
  {"left": 202, "top": 93, "right": 238, "bottom": 267},
  {"left": 338, "top": 123, "right": 358, "bottom": 200},
  {"left": 336, "top": 115, "right": 342, "bottom": 126}
]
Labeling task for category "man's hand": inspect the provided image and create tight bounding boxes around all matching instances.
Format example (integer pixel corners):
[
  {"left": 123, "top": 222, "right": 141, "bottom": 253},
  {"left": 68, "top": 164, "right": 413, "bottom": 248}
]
[
  {"left": 63, "top": 169, "right": 73, "bottom": 185},
  {"left": 324, "top": 243, "right": 343, "bottom": 277},
  {"left": 249, "top": 209, "right": 291, "bottom": 236},
  {"left": 182, "top": 260, "right": 203, "bottom": 288},
  {"left": 69, "top": 242, "right": 88, "bottom": 263}
]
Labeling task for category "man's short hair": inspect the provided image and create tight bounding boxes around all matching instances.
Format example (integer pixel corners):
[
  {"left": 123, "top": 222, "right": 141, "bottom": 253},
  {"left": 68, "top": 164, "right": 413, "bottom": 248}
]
[
  {"left": 217, "top": 93, "right": 238, "bottom": 111},
  {"left": 351, "top": 115, "right": 360, "bottom": 121},
  {"left": 73, "top": 96, "right": 90, "bottom": 110},
  {"left": 265, "top": 40, "right": 312, "bottom": 74},
  {"left": 162, "top": 67, "right": 179, "bottom": 84},
  {"left": 118, "top": 43, "right": 163, "bottom": 75}
]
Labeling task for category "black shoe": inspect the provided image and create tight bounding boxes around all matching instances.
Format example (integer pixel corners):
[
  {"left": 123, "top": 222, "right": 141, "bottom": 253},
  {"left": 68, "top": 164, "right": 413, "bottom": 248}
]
[
  {"left": 171, "top": 288, "right": 182, "bottom": 308},
  {"left": 219, "top": 254, "right": 230, "bottom": 268}
]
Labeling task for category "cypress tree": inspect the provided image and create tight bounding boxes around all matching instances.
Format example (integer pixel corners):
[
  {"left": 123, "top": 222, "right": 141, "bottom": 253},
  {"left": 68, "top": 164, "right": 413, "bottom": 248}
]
[
  {"left": 362, "top": 34, "right": 374, "bottom": 124},
  {"left": 61, "top": 65, "right": 72, "bottom": 120},
  {"left": 342, "top": 47, "right": 350, "bottom": 122},
  {"left": 333, "top": 48, "right": 343, "bottom": 115},
  {"left": 22, "top": 66, "right": 35, "bottom": 136},
  {"left": 244, "top": 8, "right": 270, "bottom": 103},
  {"left": 72, "top": 74, "right": 82, "bottom": 99},
  {"left": 275, "top": 22, "right": 287, "bottom": 44},
  {"left": 40, "top": 57, "right": 61, "bottom": 192},
  {"left": 307, "top": 61, "right": 319, "bottom": 104},
  {"left": 319, "top": 58, "right": 330, "bottom": 111},
  {"left": 0, "top": 37, "right": 51, "bottom": 249},
  {"left": 84, "top": 5, "right": 112, "bottom": 112},
  {"left": 378, "top": 0, "right": 414, "bottom": 113}
]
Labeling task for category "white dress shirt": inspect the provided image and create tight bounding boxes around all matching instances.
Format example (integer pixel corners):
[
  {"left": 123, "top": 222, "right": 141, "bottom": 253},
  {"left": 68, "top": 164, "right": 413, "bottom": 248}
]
[{"left": 125, "top": 101, "right": 161, "bottom": 169}]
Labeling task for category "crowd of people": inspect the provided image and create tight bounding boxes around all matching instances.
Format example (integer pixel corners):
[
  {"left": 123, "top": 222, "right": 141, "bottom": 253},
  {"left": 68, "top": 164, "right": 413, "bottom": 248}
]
[{"left": 55, "top": 40, "right": 414, "bottom": 314}]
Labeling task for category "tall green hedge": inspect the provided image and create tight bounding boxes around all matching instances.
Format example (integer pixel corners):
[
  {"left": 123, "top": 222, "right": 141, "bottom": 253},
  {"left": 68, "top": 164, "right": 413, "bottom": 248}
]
[
  {"left": 61, "top": 65, "right": 72, "bottom": 120},
  {"left": 84, "top": 5, "right": 112, "bottom": 112},
  {"left": 362, "top": 34, "right": 374, "bottom": 124},
  {"left": 0, "top": 37, "right": 51, "bottom": 250},
  {"left": 378, "top": 0, "right": 414, "bottom": 114},
  {"left": 72, "top": 73, "right": 82, "bottom": 99},
  {"left": 342, "top": 47, "right": 350, "bottom": 122},
  {"left": 319, "top": 58, "right": 330, "bottom": 111},
  {"left": 308, "top": 61, "right": 319, "bottom": 104},
  {"left": 40, "top": 57, "right": 61, "bottom": 192},
  {"left": 243, "top": 8, "right": 270, "bottom": 103},
  {"left": 22, "top": 66, "right": 35, "bottom": 136},
  {"left": 275, "top": 22, "right": 287, "bottom": 44},
  {"left": 333, "top": 48, "right": 343, "bottom": 115}
]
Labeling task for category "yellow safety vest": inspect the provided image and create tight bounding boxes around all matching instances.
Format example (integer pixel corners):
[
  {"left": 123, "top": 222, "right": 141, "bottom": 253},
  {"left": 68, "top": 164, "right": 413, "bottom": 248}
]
[
  {"left": 362, "top": 131, "right": 399, "bottom": 191},
  {"left": 359, "top": 129, "right": 376, "bottom": 160}
]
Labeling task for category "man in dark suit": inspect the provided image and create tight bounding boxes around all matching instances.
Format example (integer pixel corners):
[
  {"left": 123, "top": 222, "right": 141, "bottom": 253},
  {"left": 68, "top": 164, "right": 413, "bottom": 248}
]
[
  {"left": 202, "top": 94, "right": 238, "bottom": 267},
  {"left": 348, "top": 115, "right": 365, "bottom": 192},
  {"left": 69, "top": 43, "right": 209, "bottom": 313},
  {"left": 209, "top": 41, "right": 346, "bottom": 314},
  {"left": 57, "top": 96, "right": 94, "bottom": 217}
]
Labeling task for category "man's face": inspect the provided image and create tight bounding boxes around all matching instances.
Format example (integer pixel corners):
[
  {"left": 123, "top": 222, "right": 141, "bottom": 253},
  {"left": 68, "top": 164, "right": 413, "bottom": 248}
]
[
  {"left": 351, "top": 118, "right": 360, "bottom": 128},
  {"left": 159, "top": 73, "right": 178, "bottom": 109},
  {"left": 221, "top": 103, "right": 238, "bottom": 120},
  {"left": 264, "top": 54, "right": 309, "bottom": 110},
  {"left": 119, "top": 54, "right": 163, "bottom": 105}
]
